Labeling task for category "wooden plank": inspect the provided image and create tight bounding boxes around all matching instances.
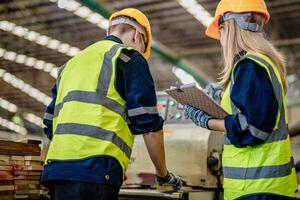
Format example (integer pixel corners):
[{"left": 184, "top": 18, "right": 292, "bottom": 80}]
[
  {"left": 10, "top": 160, "right": 25, "bottom": 166},
  {"left": 0, "top": 175, "right": 14, "bottom": 180},
  {"left": 14, "top": 180, "right": 28, "bottom": 185},
  {"left": 24, "top": 156, "right": 43, "bottom": 161},
  {"left": 0, "top": 156, "right": 10, "bottom": 165},
  {"left": 14, "top": 194, "right": 29, "bottom": 199},
  {"left": 28, "top": 189, "right": 39, "bottom": 194},
  {"left": 0, "top": 180, "right": 14, "bottom": 186},
  {"left": 28, "top": 171, "right": 42, "bottom": 176},
  {"left": 28, "top": 180, "right": 39, "bottom": 185},
  {"left": 14, "top": 171, "right": 28, "bottom": 175},
  {"left": 25, "top": 161, "right": 43, "bottom": 167},
  {"left": 0, "top": 190, "right": 14, "bottom": 195},
  {"left": 0, "top": 185, "right": 14, "bottom": 191},
  {"left": 15, "top": 189, "right": 29, "bottom": 195},
  {"left": 28, "top": 175, "right": 40, "bottom": 180},
  {"left": 25, "top": 165, "right": 43, "bottom": 171},
  {"left": 13, "top": 175, "right": 28, "bottom": 180},
  {"left": 0, "top": 195, "right": 14, "bottom": 200},
  {"left": 0, "top": 166, "right": 12, "bottom": 171},
  {"left": 10, "top": 156, "right": 25, "bottom": 161},
  {"left": 15, "top": 185, "right": 29, "bottom": 190},
  {"left": 28, "top": 184, "right": 40, "bottom": 189}
]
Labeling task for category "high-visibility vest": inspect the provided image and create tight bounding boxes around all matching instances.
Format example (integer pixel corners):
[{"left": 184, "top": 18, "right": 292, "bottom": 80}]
[
  {"left": 220, "top": 52, "right": 297, "bottom": 199},
  {"left": 45, "top": 40, "right": 134, "bottom": 173}
]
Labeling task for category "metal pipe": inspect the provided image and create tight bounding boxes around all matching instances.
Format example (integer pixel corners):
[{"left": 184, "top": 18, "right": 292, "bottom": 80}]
[{"left": 77, "top": 0, "right": 209, "bottom": 87}]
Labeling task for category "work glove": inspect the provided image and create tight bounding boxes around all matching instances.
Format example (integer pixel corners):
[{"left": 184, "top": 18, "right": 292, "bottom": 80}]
[
  {"left": 205, "top": 83, "right": 223, "bottom": 104},
  {"left": 184, "top": 105, "right": 214, "bottom": 129},
  {"left": 156, "top": 171, "right": 182, "bottom": 191}
]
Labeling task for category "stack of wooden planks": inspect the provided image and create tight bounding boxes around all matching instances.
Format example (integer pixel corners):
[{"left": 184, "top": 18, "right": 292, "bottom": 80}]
[{"left": 0, "top": 140, "right": 49, "bottom": 200}]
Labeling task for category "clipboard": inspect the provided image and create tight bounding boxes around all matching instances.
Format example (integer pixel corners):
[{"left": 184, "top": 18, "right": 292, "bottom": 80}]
[{"left": 165, "top": 83, "right": 228, "bottom": 119}]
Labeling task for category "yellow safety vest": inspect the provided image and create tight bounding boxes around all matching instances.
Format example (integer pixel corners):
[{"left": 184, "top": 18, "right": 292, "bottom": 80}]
[
  {"left": 220, "top": 52, "right": 297, "bottom": 199},
  {"left": 45, "top": 40, "right": 134, "bottom": 173}
]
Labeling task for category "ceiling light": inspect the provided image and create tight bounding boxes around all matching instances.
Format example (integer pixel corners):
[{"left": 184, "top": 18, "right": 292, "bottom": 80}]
[
  {"left": 47, "top": 39, "right": 60, "bottom": 49},
  {"left": 58, "top": 0, "right": 69, "bottom": 8},
  {"left": 0, "top": 20, "right": 81, "bottom": 57},
  {"left": 50, "top": 0, "right": 109, "bottom": 29},
  {"left": 36, "top": 35, "right": 50, "bottom": 46},
  {"left": 177, "top": 0, "right": 213, "bottom": 27},
  {"left": 58, "top": 43, "right": 70, "bottom": 54},
  {"left": 23, "top": 113, "right": 44, "bottom": 128},
  {"left": 0, "top": 98, "right": 43, "bottom": 128},
  {"left": 0, "top": 69, "right": 51, "bottom": 106},
  {"left": 0, "top": 117, "right": 27, "bottom": 135},
  {"left": 0, "top": 47, "right": 57, "bottom": 78},
  {"left": 0, "top": 98, "right": 18, "bottom": 113}
]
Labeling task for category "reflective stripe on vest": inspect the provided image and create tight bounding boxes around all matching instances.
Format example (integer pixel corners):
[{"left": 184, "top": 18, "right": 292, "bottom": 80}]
[
  {"left": 221, "top": 52, "right": 297, "bottom": 199},
  {"left": 224, "top": 157, "right": 294, "bottom": 179},
  {"left": 55, "top": 123, "right": 132, "bottom": 159}
]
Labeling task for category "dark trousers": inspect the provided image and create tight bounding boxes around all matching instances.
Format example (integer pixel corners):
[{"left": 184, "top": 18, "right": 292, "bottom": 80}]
[{"left": 49, "top": 181, "right": 120, "bottom": 200}]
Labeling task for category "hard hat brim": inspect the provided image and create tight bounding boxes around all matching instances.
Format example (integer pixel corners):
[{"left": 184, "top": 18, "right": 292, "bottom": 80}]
[{"left": 205, "top": 15, "right": 221, "bottom": 40}]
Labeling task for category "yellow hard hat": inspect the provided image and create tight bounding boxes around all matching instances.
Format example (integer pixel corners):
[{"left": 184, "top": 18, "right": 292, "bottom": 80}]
[
  {"left": 206, "top": 0, "right": 270, "bottom": 40},
  {"left": 109, "top": 8, "right": 152, "bottom": 60}
]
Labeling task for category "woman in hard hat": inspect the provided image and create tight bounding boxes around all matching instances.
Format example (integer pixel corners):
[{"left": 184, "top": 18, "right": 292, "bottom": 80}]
[{"left": 185, "top": 0, "right": 297, "bottom": 199}]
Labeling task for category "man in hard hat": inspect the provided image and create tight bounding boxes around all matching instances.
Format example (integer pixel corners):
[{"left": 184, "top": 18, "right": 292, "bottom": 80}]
[{"left": 40, "top": 8, "right": 182, "bottom": 200}]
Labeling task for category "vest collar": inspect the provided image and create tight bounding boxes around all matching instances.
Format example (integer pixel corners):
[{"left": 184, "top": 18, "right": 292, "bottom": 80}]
[{"left": 104, "top": 35, "right": 123, "bottom": 44}]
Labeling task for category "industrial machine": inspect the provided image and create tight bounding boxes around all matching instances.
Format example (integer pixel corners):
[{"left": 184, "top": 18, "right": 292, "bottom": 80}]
[{"left": 119, "top": 94, "right": 225, "bottom": 200}]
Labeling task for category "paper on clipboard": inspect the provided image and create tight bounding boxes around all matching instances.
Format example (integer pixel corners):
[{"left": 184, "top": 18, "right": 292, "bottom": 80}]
[{"left": 165, "top": 83, "right": 228, "bottom": 119}]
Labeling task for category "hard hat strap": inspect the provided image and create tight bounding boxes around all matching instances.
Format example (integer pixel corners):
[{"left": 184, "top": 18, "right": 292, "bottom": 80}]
[
  {"left": 219, "top": 13, "right": 263, "bottom": 32},
  {"left": 110, "top": 17, "right": 148, "bottom": 44}
]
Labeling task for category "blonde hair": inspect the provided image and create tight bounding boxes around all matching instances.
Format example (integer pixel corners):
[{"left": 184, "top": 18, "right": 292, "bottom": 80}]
[{"left": 219, "top": 14, "right": 287, "bottom": 93}]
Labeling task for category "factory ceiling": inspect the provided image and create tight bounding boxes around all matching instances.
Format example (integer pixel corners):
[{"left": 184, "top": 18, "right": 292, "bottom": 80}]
[{"left": 0, "top": 0, "right": 300, "bottom": 134}]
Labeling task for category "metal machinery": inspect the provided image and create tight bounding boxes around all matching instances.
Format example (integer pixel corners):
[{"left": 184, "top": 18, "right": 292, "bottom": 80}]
[{"left": 119, "top": 94, "right": 225, "bottom": 200}]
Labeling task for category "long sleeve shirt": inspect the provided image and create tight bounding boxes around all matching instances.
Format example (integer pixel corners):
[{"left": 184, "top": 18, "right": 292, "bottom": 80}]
[
  {"left": 41, "top": 35, "right": 163, "bottom": 188},
  {"left": 224, "top": 59, "right": 278, "bottom": 148}
]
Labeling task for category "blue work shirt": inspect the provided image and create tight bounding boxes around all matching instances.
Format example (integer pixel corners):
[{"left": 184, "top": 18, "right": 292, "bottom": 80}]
[
  {"left": 224, "top": 56, "right": 295, "bottom": 200},
  {"left": 41, "top": 35, "right": 164, "bottom": 188}
]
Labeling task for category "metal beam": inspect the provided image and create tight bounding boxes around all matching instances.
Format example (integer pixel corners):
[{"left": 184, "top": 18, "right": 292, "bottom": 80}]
[{"left": 77, "top": 0, "right": 209, "bottom": 86}]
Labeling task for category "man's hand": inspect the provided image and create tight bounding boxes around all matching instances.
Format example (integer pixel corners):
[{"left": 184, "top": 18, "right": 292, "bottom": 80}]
[
  {"left": 205, "top": 83, "right": 223, "bottom": 104},
  {"left": 156, "top": 171, "right": 182, "bottom": 191}
]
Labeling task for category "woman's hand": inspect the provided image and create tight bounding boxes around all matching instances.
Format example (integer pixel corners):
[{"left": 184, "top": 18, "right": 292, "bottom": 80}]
[
  {"left": 205, "top": 83, "right": 223, "bottom": 104},
  {"left": 184, "top": 105, "right": 215, "bottom": 129}
]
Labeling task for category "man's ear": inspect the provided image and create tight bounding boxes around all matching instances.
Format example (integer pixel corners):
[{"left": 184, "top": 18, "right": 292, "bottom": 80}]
[{"left": 133, "top": 29, "right": 140, "bottom": 44}]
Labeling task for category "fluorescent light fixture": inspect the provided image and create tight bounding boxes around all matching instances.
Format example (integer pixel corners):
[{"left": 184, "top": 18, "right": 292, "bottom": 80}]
[
  {"left": 23, "top": 113, "right": 44, "bottom": 128},
  {"left": 50, "top": 0, "right": 109, "bottom": 30},
  {"left": 0, "top": 69, "right": 51, "bottom": 106},
  {"left": 177, "top": 0, "right": 213, "bottom": 27},
  {"left": 0, "top": 98, "right": 18, "bottom": 113},
  {"left": 58, "top": 0, "right": 69, "bottom": 8},
  {"left": 0, "top": 20, "right": 81, "bottom": 57},
  {"left": 0, "top": 47, "right": 57, "bottom": 78},
  {"left": 0, "top": 98, "right": 44, "bottom": 128},
  {"left": 0, "top": 116, "right": 27, "bottom": 135}
]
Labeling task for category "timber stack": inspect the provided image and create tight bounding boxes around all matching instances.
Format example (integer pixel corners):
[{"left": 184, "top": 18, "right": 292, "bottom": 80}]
[{"left": 0, "top": 140, "right": 49, "bottom": 200}]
